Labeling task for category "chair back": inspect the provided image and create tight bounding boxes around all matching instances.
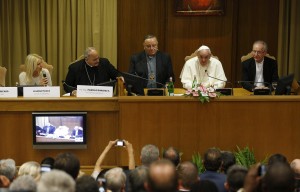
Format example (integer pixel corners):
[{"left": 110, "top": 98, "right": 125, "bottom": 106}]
[
  {"left": 0, "top": 66, "right": 7, "bottom": 86},
  {"left": 241, "top": 52, "right": 276, "bottom": 62}
]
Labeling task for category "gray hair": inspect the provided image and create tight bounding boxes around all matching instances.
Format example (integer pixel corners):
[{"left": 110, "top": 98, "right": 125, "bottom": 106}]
[
  {"left": 104, "top": 167, "right": 126, "bottom": 192},
  {"left": 84, "top": 47, "right": 97, "bottom": 59},
  {"left": 37, "top": 170, "right": 75, "bottom": 192},
  {"left": 0, "top": 159, "right": 16, "bottom": 181},
  {"left": 144, "top": 34, "right": 157, "bottom": 41},
  {"left": 9, "top": 175, "right": 37, "bottom": 192},
  {"left": 141, "top": 144, "right": 159, "bottom": 166},
  {"left": 253, "top": 40, "right": 268, "bottom": 51}
]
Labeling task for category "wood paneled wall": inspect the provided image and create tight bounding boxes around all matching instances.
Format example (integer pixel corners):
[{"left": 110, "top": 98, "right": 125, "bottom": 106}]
[{"left": 117, "top": 0, "right": 279, "bottom": 88}]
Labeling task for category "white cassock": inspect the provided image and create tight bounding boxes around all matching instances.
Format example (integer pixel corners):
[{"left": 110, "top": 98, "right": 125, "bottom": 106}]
[{"left": 180, "top": 57, "right": 227, "bottom": 89}]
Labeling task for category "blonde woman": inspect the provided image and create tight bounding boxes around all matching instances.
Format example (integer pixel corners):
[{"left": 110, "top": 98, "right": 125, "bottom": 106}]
[
  {"left": 19, "top": 54, "right": 52, "bottom": 86},
  {"left": 18, "top": 161, "right": 41, "bottom": 181}
]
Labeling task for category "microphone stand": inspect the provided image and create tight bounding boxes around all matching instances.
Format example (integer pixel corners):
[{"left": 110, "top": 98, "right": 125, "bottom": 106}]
[{"left": 205, "top": 71, "right": 233, "bottom": 96}]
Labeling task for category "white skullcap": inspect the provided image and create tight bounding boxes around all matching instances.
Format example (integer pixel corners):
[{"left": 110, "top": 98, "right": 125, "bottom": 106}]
[{"left": 197, "top": 45, "right": 210, "bottom": 51}]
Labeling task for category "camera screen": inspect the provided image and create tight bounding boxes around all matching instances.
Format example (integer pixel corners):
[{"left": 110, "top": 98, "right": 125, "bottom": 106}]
[{"left": 116, "top": 141, "right": 124, "bottom": 146}]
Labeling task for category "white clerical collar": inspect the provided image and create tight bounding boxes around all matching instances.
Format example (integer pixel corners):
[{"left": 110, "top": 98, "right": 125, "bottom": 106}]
[
  {"left": 255, "top": 59, "right": 264, "bottom": 65},
  {"left": 85, "top": 62, "right": 94, "bottom": 68}
]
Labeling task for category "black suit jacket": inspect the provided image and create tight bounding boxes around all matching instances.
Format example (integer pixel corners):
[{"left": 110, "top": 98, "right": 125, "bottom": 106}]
[
  {"left": 241, "top": 57, "right": 279, "bottom": 91},
  {"left": 64, "top": 58, "right": 120, "bottom": 93},
  {"left": 128, "top": 51, "right": 175, "bottom": 88}
]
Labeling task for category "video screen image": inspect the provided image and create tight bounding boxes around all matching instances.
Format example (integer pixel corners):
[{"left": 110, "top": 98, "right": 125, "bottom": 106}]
[{"left": 35, "top": 115, "right": 84, "bottom": 143}]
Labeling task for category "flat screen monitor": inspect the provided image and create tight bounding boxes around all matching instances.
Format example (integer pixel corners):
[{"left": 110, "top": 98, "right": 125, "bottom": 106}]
[
  {"left": 121, "top": 72, "right": 145, "bottom": 96},
  {"left": 275, "top": 74, "right": 294, "bottom": 95},
  {"left": 32, "top": 112, "right": 87, "bottom": 149}
]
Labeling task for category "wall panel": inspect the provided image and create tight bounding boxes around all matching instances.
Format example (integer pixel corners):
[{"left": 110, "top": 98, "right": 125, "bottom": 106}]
[{"left": 117, "top": 0, "right": 279, "bottom": 88}]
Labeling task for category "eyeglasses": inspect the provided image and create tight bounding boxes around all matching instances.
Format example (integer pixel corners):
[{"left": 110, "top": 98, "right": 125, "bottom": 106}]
[
  {"left": 252, "top": 50, "right": 265, "bottom": 55},
  {"left": 145, "top": 44, "right": 158, "bottom": 49}
]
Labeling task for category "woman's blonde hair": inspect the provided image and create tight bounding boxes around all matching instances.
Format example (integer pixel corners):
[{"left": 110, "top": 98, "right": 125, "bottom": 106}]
[
  {"left": 24, "top": 54, "right": 43, "bottom": 84},
  {"left": 18, "top": 161, "right": 41, "bottom": 180}
]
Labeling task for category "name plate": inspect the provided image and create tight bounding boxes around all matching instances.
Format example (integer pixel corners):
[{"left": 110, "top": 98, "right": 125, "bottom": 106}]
[
  {"left": 0, "top": 87, "right": 18, "bottom": 98},
  {"left": 77, "top": 85, "right": 113, "bottom": 97},
  {"left": 23, "top": 86, "right": 60, "bottom": 97}
]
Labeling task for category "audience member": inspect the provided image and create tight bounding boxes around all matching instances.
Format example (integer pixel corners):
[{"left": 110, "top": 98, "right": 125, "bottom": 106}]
[
  {"left": 0, "top": 175, "right": 10, "bottom": 188},
  {"left": 290, "top": 159, "right": 300, "bottom": 192},
  {"left": 75, "top": 175, "right": 99, "bottom": 192},
  {"left": 224, "top": 165, "right": 248, "bottom": 192},
  {"left": 146, "top": 159, "right": 178, "bottom": 192},
  {"left": 37, "top": 170, "right": 75, "bottom": 192},
  {"left": 0, "top": 159, "right": 16, "bottom": 182},
  {"left": 200, "top": 148, "right": 227, "bottom": 192},
  {"left": 104, "top": 167, "right": 126, "bottom": 192},
  {"left": 127, "top": 166, "right": 148, "bottom": 192},
  {"left": 140, "top": 144, "right": 160, "bottom": 167},
  {"left": 221, "top": 151, "right": 236, "bottom": 174},
  {"left": 53, "top": 152, "right": 80, "bottom": 180},
  {"left": 40, "top": 157, "right": 55, "bottom": 169},
  {"left": 91, "top": 140, "right": 135, "bottom": 180},
  {"left": 190, "top": 180, "right": 219, "bottom": 192},
  {"left": 262, "top": 162, "right": 295, "bottom": 192},
  {"left": 9, "top": 175, "right": 36, "bottom": 192},
  {"left": 241, "top": 40, "right": 279, "bottom": 92},
  {"left": 18, "top": 161, "right": 40, "bottom": 181},
  {"left": 180, "top": 45, "right": 227, "bottom": 89},
  {"left": 163, "top": 147, "right": 181, "bottom": 167},
  {"left": 267, "top": 153, "right": 288, "bottom": 167},
  {"left": 19, "top": 53, "right": 52, "bottom": 86},
  {"left": 129, "top": 34, "right": 175, "bottom": 88},
  {"left": 177, "top": 161, "right": 199, "bottom": 191},
  {"left": 64, "top": 47, "right": 122, "bottom": 94}
]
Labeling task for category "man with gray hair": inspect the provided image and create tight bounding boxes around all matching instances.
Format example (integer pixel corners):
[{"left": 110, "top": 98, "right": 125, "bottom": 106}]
[
  {"left": 241, "top": 40, "right": 279, "bottom": 92},
  {"left": 64, "top": 47, "right": 122, "bottom": 94},
  {"left": 180, "top": 45, "right": 227, "bottom": 89},
  {"left": 37, "top": 170, "right": 75, "bottom": 192},
  {"left": 9, "top": 175, "right": 36, "bottom": 192},
  {"left": 0, "top": 159, "right": 16, "bottom": 182},
  {"left": 104, "top": 167, "right": 126, "bottom": 192},
  {"left": 140, "top": 144, "right": 160, "bottom": 167}
]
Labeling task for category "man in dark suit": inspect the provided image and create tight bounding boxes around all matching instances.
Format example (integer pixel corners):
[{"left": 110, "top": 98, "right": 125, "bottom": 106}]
[
  {"left": 42, "top": 123, "right": 56, "bottom": 135},
  {"left": 128, "top": 35, "right": 175, "bottom": 88},
  {"left": 200, "top": 148, "right": 227, "bottom": 192},
  {"left": 242, "top": 40, "right": 279, "bottom": 92},
  {"left": 64, "top": 47, "right": 121, "bottom": 95},
  {"left": 71, "top": 126, "right": 83, "bottom": 138}
]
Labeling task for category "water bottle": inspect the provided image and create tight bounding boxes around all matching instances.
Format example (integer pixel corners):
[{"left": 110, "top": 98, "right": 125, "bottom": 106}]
[
  {"left": 192, "top": 75, "right": 197, "bottom": 89},
  {"left": 167, "top": 77, "right": 174, "bottom": 96}
]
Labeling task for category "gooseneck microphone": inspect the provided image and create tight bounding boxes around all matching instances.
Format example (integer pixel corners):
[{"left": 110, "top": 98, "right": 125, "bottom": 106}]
[
  {"left": 62, "top": 80, "right": 77, "bottom": 91},
  {"left": 122, "top": 72, "right": 165, "bottom": 87},
  {"left": 205, "top": 70, "right": 233, "bottom": 95}
]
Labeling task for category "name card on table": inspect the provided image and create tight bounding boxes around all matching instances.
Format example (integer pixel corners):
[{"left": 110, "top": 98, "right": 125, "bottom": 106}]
[
  {"left": 23, "top": 86, "right": 60, "bottom": 97},
  {"left": 77, "top": 85, "right": 113, "bottom": 97},
  {"left": 0, "top": 87, "right": 18, "bottom": 98}
]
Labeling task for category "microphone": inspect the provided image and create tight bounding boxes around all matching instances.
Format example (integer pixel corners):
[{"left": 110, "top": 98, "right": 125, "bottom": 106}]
[
  {"left": 62, "top": 80, "right": 77, "bottom": 91},
  {"left": 205, "top": 70, "right": 233, "bottom": 95},
  {"left": 122, "top": 72, "right": 165, "bottom": 87},
  {"left": 42, "top": 71, "right": 47, "bottom": 78}
]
